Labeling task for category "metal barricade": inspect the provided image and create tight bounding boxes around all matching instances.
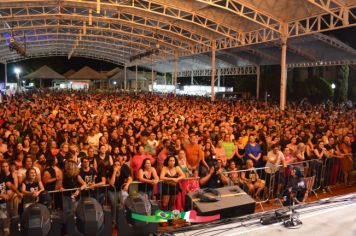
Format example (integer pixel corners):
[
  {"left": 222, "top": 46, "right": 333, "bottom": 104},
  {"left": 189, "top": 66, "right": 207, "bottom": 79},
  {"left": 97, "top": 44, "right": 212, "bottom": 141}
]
[
  {"left": 47, "top": 184, "right": 116, "bottom": 224},
  {"left": 223, "top": 167, "right": 271, "bottom": 211}
]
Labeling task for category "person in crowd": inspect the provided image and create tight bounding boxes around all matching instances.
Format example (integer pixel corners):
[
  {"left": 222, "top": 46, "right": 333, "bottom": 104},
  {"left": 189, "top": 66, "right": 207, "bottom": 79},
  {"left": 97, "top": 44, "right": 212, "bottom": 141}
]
[
  {"left": 338, "top": 135, "right": 353, "bottom": 186},
  {"left": 199, "top": 157, "right": 228, "bottom": 189},
  {"left": 61, "top": 160, "right": 87, "bottom": 212},
  {"left": 245, "top": 135, "right": 262, "bottom": 168},
  {"left": 241, "top": 159, "right": 265, "bottom": 200},
  {"left": 131, "top": 145, "right": 155, "bottom": 179},
  {"left": 225, "top": 160, "right": 242, "bottom": 187},
  {"left": 282, "top": 167, "right": 307, "bottom": 206},
  {"left": 0, "top": 160, "right": 22, "bottom": 217},
  {"left": 185, "top": 133, "right": 204, "bottom": 171},
  {"left": 21, "top": 168, "right": 45, "bottom": 208},
  {"left": 265, "top": 144, "right": 286, "bottom": 198},
  {"left": 235, "top": 136, "right": 246, "bottom": 169},
  {"left": 18, "top": 156, "right": 41, "bottom": 185},
  {"left": 160, "top": 156, "right": 185, "bottom": 211},
  {"left": 108, "top": 158, "right": 132, "bottom": 211},
  {"left": 137, "top": 158, "right": 159, "bottom": 198}
]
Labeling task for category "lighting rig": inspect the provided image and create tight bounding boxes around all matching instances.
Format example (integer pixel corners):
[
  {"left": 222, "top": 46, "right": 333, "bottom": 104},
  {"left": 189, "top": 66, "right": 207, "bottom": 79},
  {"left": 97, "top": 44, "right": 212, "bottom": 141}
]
[{"left": 8, "top": 36, "right": 27, "bottom": 57}]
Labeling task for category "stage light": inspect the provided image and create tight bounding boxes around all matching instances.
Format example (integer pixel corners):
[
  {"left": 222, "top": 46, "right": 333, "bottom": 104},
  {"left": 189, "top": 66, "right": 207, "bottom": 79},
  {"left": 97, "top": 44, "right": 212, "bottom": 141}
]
[
  {"left": 75, "top": 197, "right": 104, "bottom": 236},
  {"left": 14, "top": 67, "right": 21, "bottom": 75},
  {"left": 20, "top": 203, "right": 51, "bottom": 236},
  {"left": 9, "top": 37, "right": 27, "bottom": 57}
]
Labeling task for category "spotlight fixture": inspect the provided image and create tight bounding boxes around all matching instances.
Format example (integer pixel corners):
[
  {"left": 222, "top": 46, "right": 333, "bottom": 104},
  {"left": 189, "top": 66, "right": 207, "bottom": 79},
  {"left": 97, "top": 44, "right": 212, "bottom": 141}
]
[{"left": 9, "top": 37, "right": 27, "bottom": 57}]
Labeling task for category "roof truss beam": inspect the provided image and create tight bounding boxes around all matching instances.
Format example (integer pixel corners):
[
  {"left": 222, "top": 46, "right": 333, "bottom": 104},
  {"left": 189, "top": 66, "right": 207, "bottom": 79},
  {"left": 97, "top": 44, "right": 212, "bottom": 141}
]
[
  {"left": 305, "top": 0, "right": 349, "bottom": 23},
  {"left": 194, "top": 0, "right": 282, "bottom": 32},
  {"left": 0, "top": 7, "right": 194, "bottom": 50},
  {"left": 177, "top": 66, "right": 257, "bottom": 77}
]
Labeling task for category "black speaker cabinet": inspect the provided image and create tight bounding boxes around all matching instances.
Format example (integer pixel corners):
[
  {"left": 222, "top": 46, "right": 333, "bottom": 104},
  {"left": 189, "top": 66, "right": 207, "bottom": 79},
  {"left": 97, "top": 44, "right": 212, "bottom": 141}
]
[{"left": 186, "top": 186, "right": 256, "bottom": 219}]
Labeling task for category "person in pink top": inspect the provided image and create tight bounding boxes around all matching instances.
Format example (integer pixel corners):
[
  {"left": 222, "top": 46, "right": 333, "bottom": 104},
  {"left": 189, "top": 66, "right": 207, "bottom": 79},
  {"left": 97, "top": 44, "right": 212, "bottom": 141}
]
[{"left": 131, "top": 145, "right": 155, "bottom": 179}]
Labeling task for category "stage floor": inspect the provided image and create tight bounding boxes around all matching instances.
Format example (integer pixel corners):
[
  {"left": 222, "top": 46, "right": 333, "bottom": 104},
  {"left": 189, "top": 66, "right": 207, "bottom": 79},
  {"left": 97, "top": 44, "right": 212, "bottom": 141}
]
[{"left": 175, "top": 194, "right": 356, "bottom": 236}]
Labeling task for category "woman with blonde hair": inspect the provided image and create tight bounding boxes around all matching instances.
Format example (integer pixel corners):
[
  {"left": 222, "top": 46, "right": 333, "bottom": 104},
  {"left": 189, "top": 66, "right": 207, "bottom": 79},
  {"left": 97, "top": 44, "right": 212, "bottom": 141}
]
[{"left": 61, "top": 160, "right": 86, "bottom": 211}]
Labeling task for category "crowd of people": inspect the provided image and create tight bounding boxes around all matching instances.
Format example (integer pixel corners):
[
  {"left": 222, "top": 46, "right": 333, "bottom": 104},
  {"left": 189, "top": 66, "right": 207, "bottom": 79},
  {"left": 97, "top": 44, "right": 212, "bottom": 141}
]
[{"left": 0, "top": 90, "right": 355, "bottom": 221}]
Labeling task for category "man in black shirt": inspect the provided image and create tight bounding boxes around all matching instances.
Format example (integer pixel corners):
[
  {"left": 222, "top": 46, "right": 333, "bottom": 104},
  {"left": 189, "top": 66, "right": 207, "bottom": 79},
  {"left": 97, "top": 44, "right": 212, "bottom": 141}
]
[
  {"left": 199, "top": 158, "right": 228, "bottom": 189},
  {"left": 107, "top": 158, "right": 132, "bottom": 214}
]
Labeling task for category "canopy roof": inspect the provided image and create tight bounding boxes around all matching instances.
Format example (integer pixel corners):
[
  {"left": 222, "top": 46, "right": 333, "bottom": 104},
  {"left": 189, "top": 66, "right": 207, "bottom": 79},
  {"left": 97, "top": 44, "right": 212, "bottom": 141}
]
[
  {"left": 111, "top": 69, "right": 146, "bottom": 81},
  {"left": 63, "top": 69, "right": 76, "bottom": 78},
  {"left": 68, "top": 66, "right": 107, "bottom": 80},
  {"left": 23, "top": 65, "right": 65, "bottom": 79},
  {"left": 0, "top": 0, "right": 354, "bottom": 71}
]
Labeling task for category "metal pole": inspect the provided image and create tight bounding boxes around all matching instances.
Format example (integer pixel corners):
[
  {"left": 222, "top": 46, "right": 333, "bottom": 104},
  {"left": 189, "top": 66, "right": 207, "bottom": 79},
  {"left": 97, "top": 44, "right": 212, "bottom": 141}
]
[
  {"left": 135, "top": 64, "right": 138, "bottom": 95},
  {"left": 280, "top": 36, "right": 287, "bottom": 111},
  {"left": 191, "top": 71, "right": 194, "bottom": 85},
  {"left": 151, "top": 63, "right": 154, "bottom": 95},
  {"left": 174, "top": 55, "right": 178, "bottom": 97},
  {"left": 4, "top": 63, "right": 7, "bottom": 93},
  {"left": 217, "top": 66, "right": 221, "bottom": 92},
  {"left": 124, "top": 65, "right": 127, "bottom": 91},
  {"left": 256, "top": 66, "right": 260, "bottom": 100},
  {"left": 211, "top": 42, "right": 216, "bottom": 102}
]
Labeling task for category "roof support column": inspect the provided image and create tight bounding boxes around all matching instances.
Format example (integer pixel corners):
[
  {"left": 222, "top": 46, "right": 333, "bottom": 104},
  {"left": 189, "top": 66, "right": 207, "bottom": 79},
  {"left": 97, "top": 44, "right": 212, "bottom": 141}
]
[
  {"left": 164, "top": 73, "right": 167, "bottom": 93},
  {"left": 174, "top": 53, "right": 178, "bottom": 97},
  {"left": 124, "top": 65, "right": 127, "bottom": 91},
  {"left": 151, "top": 63, "right": 154, "bottom": 95},
  {"left": 4, "top": 62, "right": 7, "bottom": 93},
  {"left": 135, "top": 64, "right": 138, "bottom": 95},
  {"left": 217, "top": 66, "right": 221, "bottom": 92},
  {"left": 211, "top": 42, "right": 216, "bottom": 102},
  {"left": 191, "top": 71, "right": 194, "bottom": 85},
  {"left": 280, "top": 35, "right": 288, "bottom": 111},
  {"left": 256, "top": 66, "right": 260, "bottom": 100}
]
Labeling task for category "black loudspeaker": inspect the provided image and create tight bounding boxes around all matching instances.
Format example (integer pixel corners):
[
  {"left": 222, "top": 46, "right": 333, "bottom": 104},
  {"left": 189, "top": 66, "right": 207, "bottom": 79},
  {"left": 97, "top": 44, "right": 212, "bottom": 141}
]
[
  {"left": 185, "top": 186, "right": 256, "bottom": 219},
  {"left": 0, "top": 219, "right": 4, "bottom": 236},
  {"left": 117, "top": 195, "right": 158, "bottom": 236},
  {"left": 10, "top": 203, "right": 63, "bottom": 236},
  {"left": 66, "top": 198, "right": 112, "bottom": 236}
]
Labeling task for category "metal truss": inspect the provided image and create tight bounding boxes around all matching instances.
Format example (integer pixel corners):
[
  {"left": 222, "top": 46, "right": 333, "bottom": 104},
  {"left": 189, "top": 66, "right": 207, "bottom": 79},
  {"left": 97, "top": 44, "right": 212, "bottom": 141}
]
[
  {"left": 0, "top": 6, "right": 212, "bottom": 47},
  {"left": 287, "top": 59, "right": 356, "bottom": 68},
  {"left": 194, "top": 0, "right": 282, "bottom": 32},
  {"left": 239, "top": 47, "right": 279, "bottom": 63},
  {"left": 178, "top": 5, "right": 356, "bottom": 57},
  {"left": 269, "top": 41, "right": 318, "bottom": 62},
  {"left": 1, "top": 46, "right": 126, "bottom": 65},
  {"left": 177, "top": 66, "right": 257, "bottom": 77},
  {"left": 0, "top": 9, "right": 193, "bottom": 51},
  {"left": 0, "top": 25, "right": 174, "bottom": 55},
  {"left": 306, "top": 0, "right": 349, "bottom": 23},
  {"left": 312, "top": 33, "right": 356, "bottom": 55},
  {"left": 78, "top": 0, "right": 240, "bottom": 39},
  {"left": 6, "top": 51, "right": 123, "bottom": 65}
]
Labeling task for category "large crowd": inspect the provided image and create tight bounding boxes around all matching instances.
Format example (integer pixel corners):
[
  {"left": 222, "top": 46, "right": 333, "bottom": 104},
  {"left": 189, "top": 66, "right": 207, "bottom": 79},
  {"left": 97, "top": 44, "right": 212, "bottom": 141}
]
[{"left": 0, "top": 90, "right": 355, "bottom": 221}]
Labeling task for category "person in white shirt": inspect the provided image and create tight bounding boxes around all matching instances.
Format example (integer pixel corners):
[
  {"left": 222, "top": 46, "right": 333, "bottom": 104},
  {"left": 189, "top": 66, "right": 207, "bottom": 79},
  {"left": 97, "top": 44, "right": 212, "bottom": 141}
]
[{"left": 265, "top": 144, "right": 286, "bottom": 199}]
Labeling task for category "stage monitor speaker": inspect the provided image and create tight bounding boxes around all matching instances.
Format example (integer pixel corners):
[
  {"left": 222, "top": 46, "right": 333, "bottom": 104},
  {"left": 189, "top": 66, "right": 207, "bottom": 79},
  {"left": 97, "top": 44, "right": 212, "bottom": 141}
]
[
  {"left": 185, "top": 186, "right": 255, "bottom": 219},
  {"left": 117, "top": 196, "right": 158, "bottom": 236}
]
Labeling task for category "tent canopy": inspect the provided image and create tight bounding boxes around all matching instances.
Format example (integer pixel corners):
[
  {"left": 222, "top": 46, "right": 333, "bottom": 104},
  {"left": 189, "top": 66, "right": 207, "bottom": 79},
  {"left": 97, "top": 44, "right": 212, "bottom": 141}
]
[
  {"left": 68, "top": 66, "right": 107, "bottom": 80},
  {"left": 23, "top": 65, "right": 65, "bottom": 80},
  {"left": 63, "top": 69, "right": 76, "bottom": 79}
]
